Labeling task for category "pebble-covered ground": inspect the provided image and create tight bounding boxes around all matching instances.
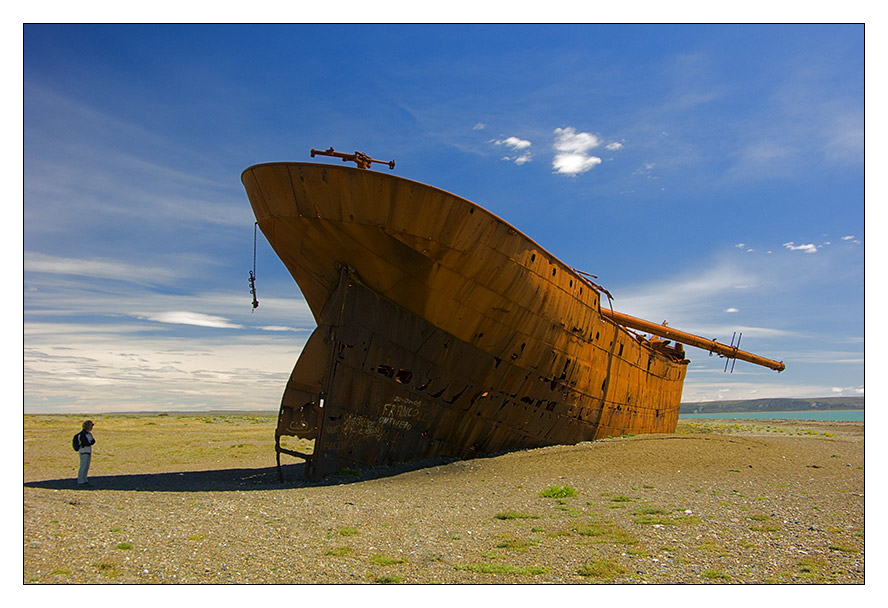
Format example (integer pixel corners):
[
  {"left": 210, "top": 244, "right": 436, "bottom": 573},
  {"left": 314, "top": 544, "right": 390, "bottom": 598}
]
[{"left": 24, "top": 415, "right": 864, "bottom": 584}]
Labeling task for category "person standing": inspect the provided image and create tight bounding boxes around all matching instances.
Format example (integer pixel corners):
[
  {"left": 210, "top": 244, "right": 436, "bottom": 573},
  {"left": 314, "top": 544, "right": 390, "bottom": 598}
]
[{"left": 76, "top": 420, "right": 96, "bottom": 487}]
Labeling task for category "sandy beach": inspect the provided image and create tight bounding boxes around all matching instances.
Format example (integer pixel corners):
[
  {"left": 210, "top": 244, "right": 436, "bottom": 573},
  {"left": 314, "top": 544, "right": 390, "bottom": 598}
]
[{"left": 24, "top": 414, "right": 864, "bottom": 584}]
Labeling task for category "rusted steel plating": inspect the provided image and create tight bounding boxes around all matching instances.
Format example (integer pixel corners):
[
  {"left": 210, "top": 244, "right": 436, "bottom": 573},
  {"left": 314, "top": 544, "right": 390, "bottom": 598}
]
[
  {"left": 310, "top": 147, "right": 395, "bottom": 170},
  {"left": 600, "top": 309, "right": 785, "bottom": 372}
]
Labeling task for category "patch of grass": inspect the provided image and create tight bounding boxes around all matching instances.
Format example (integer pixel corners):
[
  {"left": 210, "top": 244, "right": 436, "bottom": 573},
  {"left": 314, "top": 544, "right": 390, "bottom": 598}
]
[
  {"left": 632, "top": 506, "right": 671, "bottom": 515},
  {"left": 494, "top": 511, "right": 540, "bottom": 520},
  {"left": 495, "top": 534, "right": 540, "bottom": 552},
  {"left": 575, "top": 522, "right": 609, "bottom": 537},
  {"left": 454, "top": 562, "right": 548, "bottom": 576},
  {"left": 374, "top": 574, "right": 402, "bottom": 584},
  {"left": 94, "top": 561, "right": 119, "bottom": 578},
  {"left": 633, "top": 513, "right": 700, "bottom": 526},
  {"left": 697, "top": 539, "right": 728, "bottom": 556},
  {"left": 370, "top": 553, "right": 406, "bottom": 566},
  {"left": 577, "top": 558, "right": 626, "bottom": 580},
  {"left": 554, "top": 501, "right": 583, "bottom": 517},
  {"left": 325, "top": 546, "right": 354, "bottom": 557},
  {"left": 338, "top": 526, "right": 359, "bottom": 536},
  {"left": 574, "top": 522, "right": 638, "bottom": 545},
  {"left": 608, "top": 528, "right": 640, "bottom": 545},
  {"left": 701, "top": 569, "right": 730, "bottom": 580},
  {"left": 796, "top": 557, "right": 827, "bottom": 580},
  {"left": 187, "top": 534, "right": 206, "bottom": 541},
  {"left": 540, "top": 485, "right": 577, "bottom": 498},
  {"left": 116, "top": 542, "right": 133, "bottom": 550},
  {"left": 747, "top": 514, "right": 770, "bottom": 521},
  {"left": 609, "top": 494, "right": 634, "bottom": 503},
  {"left": 51, "top": 569, "right": 70, "bottom": 576}
]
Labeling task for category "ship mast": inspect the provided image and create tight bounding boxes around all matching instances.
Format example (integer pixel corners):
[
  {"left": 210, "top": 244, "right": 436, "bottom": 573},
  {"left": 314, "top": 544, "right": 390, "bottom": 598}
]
[{"left": 601, "top": 308, "right": 785, "bottom": 372}]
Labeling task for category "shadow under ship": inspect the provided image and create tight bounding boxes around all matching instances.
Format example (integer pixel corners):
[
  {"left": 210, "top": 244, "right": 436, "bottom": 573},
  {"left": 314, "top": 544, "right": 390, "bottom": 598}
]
[{"left": 242, "top": 150, "right": 785, "bottom": 480}]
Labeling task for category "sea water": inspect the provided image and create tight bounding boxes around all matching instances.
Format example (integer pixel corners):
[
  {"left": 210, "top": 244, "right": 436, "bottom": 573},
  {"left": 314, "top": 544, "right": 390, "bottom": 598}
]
[{"left": 679, "top": 410, "right": 863, "bottom": 422}]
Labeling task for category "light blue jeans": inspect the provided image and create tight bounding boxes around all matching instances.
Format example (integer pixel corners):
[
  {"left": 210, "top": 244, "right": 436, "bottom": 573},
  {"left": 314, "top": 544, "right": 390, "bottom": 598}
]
[{"left": 78, "top": 452, "right": 91, "bottom": 485}]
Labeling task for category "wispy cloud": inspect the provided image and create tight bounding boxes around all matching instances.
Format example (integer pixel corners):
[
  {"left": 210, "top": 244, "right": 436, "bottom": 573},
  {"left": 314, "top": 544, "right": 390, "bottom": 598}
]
[
  {"left": 25, "top": 251, "right": 182, "bottom": 284},
  {"left": 133, "top": 311, "right": 244, "bottom": 329},
  {"left": 782, "top": 241, "right": 818, "bottom": 253},
  {"left": 610, "top": 260, "right": 760, "bottom": 324},
  {"left": 493, "top": 136, "right": 533, "bottom": 165},
  {"left": 831, "top": 386, "right": 865, "bottom": 395}
]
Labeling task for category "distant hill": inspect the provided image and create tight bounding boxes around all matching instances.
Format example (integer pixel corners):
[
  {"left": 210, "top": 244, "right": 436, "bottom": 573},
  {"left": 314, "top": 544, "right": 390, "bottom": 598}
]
[{"left": 679, "top": 396, "right": 864, "bottom": 414}]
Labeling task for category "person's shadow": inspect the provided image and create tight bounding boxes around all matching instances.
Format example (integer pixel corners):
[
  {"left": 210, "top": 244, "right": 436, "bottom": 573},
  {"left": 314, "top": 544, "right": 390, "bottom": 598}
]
[{"left": 24, "top": 457, "right": 453, "bottom": 492}]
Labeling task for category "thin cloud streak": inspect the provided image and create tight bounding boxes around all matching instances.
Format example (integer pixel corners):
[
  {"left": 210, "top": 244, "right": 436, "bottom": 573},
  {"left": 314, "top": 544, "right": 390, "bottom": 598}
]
[
  {"left": 25, "top": 251, "right": 183, "bottom": 284},
  {"left": 133, "top": 311, "right": 244, "bottom": 329}
]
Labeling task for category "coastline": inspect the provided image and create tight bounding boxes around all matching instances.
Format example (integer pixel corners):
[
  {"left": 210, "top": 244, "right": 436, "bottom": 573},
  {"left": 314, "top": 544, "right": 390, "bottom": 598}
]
[{"left": 680, "top": 410, "right": 864, "bottom": 422}]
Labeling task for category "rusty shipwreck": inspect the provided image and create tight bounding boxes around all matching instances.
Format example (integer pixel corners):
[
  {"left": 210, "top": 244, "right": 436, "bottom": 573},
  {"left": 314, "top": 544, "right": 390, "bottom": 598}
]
[{"left": 242, "top": 149, "right": 784, "bottom": 480}]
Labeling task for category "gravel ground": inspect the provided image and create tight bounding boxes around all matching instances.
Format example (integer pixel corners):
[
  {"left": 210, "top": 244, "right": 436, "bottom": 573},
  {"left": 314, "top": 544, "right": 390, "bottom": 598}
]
[{"left": 24, "top": 417, "right": 864, "bottom": 584}]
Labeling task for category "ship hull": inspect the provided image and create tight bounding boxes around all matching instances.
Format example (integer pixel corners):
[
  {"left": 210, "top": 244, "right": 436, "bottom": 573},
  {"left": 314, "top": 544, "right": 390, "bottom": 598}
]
[{"left": 242, "top": 162, "right": 688, "bottom": 479}]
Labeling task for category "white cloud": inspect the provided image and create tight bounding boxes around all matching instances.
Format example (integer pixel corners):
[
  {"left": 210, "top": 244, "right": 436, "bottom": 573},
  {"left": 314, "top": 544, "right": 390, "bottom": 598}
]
[
  {"left": 553, "top": 153, "right": 601, "bottom": 175},
  {"left": 24, "top": 251, "right": 181, "bottom": 284},
  {"left": 724, "top": 308, "right": 739, "bottom": 313},
  {"left": 260, "top": 325, "right": 304, "bottom": 332},
  {"left": 134, "top": 311, "right": 244, "bottom": 329},
  {"left": 552, "top": 127, "right": 604, "bottom": 176},
  {"left": 495, "top": 136, "right": 531, "bottom": 150},
  {"left": 493, "top": 136, "right": 533, "bottom": 165},
  {"left": 473, "top": 122, "right": 486, "bottom": 130},
  {"left": 782, "top": 241, "right": 818, "bottom": 253},
  {"left": 605, "top": 142, "right": 623, "bottom": 151},
  {"left": 831, "top": 386, "right": 865, "bottom": 395}
]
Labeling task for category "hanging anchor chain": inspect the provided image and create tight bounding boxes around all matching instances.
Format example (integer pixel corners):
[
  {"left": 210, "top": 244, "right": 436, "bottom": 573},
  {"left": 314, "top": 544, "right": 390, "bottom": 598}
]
[{"left": 249, "top": 222, "right": 259, "bottom": 310}]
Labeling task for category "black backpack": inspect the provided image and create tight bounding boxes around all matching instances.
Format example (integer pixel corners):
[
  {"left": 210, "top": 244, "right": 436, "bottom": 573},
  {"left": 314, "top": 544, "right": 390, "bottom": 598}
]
[{"left": 72, "top": 432, "right": 80, "bottom": 452}]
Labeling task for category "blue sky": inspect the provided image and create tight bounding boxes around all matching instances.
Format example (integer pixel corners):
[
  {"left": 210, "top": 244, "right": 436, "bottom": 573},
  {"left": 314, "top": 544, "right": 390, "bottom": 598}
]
[{"left": 23, "top": 24, "right": 865, "bottom": 414}]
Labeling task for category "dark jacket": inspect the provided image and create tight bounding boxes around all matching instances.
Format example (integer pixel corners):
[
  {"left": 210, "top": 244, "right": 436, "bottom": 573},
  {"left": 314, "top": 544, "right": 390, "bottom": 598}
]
[{"left": 77, "top": 430, "right": 95, "bottom": 450}]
